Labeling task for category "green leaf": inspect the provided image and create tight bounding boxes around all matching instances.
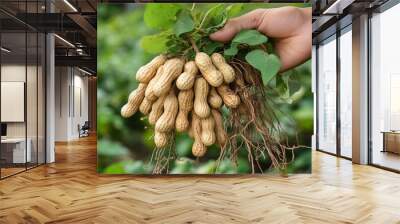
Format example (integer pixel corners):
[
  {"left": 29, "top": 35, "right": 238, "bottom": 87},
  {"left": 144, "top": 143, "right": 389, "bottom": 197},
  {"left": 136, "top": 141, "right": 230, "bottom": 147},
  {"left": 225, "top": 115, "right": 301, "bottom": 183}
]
[
  {"left": 227, "top": 4, "right": 244, "bottom": 18},
  {"left": 140, "top": 32, "right": 169, "bottom": 54},
  {"left": 144, "top": 4, "right": 181, "bottom": 30},
  {"left": 232, "top": 30, "right": 268, "bottom": 46},
  {"left": 202, "top": 4, "right": 226, "bottom": 28},
  {"left": 245, "top": 49, "right": 281, "bottom": 85},
  {"left": 174, "top": 10, "right": 194, "bottom": 36},
  {"left": 202, "top": 39, "right": 223, "bottom": 55},
  {"left": 224, "top": 42, "right": 239, "bottom": 56}
]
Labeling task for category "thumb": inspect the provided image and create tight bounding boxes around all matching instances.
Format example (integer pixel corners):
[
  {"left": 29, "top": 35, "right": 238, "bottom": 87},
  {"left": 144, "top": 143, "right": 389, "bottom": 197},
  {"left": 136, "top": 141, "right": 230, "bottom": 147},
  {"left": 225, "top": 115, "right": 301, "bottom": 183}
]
[{"left": 210, "top": 9, "right": 266, "bottom": 42}]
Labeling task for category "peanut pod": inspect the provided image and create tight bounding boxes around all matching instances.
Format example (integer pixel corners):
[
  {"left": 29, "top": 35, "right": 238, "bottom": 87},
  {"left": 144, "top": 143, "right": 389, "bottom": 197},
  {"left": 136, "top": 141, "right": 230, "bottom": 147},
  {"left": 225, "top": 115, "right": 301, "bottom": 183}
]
[
  {"left": 208, "top": 87, "right": 222, "bottom": 109},
  {"left": 217, "top": 84, "right": 240, "bottom": 108},
  {"left": 211, "top": 109, "right": 228, "bottom": 147},
  {"left": 121, "top": 83, "right": 147, "bottom": 118},
  {"left": 194, "top": 77, "right": 210, "bottom": 118},
  {"left": 154, "top": 131, "right": 170, "bottom": 148},
  {"left": 153, "top": 58, "right": 184, "bottom": 97},
  {"left": 155, "top": 90, "right": 179, "bottom": 132},
  {"left": 195, "top": 52, "right": 223, "bottom": 87},
  {"left": 191, "top": 114, "right": 207, "bottom": 157},
  {"left": 145, "top": 65, "right": 165, "bottom": 102},
  {"left": 200, "top": 116, "right": 216, "bottom": 146},
  {"left": 176, "top": 61, "right": 198, "bottom": 90},
  {"left": 139, "top": 97, "right": 152, "bottom": 115},
  {"left": 211, "top": 53, "right": 235, "bottom": 83},
  {"left": 175, "top": 89, "right": 194, "bottom": 132},
  {"left": 136, "top": 54, "right": 167, "bottom": 83},
  {"left": 148, "top": 94, "right": 166, "bottom": 125}
]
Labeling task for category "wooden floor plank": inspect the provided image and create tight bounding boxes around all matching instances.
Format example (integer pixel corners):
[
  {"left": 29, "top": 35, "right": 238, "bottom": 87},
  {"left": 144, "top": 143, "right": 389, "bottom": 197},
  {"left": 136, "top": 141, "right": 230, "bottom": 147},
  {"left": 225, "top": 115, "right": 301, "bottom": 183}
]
[{"left": 0, "top": 135, "right": 400, "bottom": 223}]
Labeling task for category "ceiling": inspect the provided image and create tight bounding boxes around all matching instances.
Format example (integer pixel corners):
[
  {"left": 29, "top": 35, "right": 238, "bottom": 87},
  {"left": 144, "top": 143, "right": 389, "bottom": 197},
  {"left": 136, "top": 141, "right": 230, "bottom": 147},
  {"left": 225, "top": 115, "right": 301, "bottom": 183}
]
[
  {"left": 312, "top": 0, "right": 390, "bottom": 44},
  {"left": 0, "top": 0, "right": 97, "bottom": 74}
]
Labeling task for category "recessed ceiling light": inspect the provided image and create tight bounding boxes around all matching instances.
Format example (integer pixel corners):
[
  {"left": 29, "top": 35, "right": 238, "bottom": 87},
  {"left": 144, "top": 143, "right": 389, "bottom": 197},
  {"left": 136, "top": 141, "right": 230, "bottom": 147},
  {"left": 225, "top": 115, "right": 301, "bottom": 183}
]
[
  {"left": 323, "top": 0, "right": 354, "bottom": 15},
  {"left": 63, "top": 0, "right": 78, "bottom": 12},
  {"left": 78, "top": 67, "right": 93, "bottom": 76},
  {"left": 54, "top": 34, "right": 75, "bottom": 48},
  {"left": 1, "top": 47, "right": 11, "bottom": 53}
]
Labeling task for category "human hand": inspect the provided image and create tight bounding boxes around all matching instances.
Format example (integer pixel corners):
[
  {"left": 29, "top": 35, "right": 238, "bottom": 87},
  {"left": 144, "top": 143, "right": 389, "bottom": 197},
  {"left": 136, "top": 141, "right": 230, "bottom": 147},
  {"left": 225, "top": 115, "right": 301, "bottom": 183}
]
[{"left": 210, "top": 7, "right": 311, "bottom": 72}]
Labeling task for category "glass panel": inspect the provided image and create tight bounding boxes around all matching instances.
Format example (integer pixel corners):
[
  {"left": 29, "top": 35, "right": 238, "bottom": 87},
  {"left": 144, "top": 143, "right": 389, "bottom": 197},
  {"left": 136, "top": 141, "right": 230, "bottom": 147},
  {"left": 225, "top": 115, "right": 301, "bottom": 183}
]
[
  {"left": 27, "top": 30, "right": 38, "bottom": 169},
  {"left": 26, "top": 0, "right": 39, "bottom": 169},
  {"left": 38, "top": 32, "right": 45, "bottom": 165},
  {"left": 371, "top": 5, "right": 400, "bottom": 171},
  {"left": 318, "top": 36, "right": 337, "bottom": 154},
  {"left": 339, "top": 28, "right": 352, "bottom": 158},
  {"left": 1, "top": 29, "right": 27, "bottom": 177}
]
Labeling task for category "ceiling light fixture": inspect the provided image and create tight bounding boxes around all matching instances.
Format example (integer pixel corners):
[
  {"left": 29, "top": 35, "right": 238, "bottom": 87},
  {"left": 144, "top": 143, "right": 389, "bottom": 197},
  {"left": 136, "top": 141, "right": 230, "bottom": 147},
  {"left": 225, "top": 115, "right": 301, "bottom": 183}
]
[
  {"left": 63, "top": 0, "right": 78, "bottom": 12},
  {"left": 78, "top": 67, "right": 93, "bottom": 76},
  {"left": 322, "top": 0, "right": 354, "bottom": 15},
  {"left": 54, "top": 34, "right": 75, "bottom": 48},
  {"left": 1, "top": 47, "right": 11, "bottom": 53}
]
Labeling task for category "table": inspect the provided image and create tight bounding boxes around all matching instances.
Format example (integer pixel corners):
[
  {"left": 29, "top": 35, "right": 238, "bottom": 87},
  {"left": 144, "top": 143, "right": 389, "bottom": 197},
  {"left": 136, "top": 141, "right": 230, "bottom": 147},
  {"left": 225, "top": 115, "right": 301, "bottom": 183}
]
[
  {"left": 1, "top": 138, "right": 31, "bottom": 163},
  {"left": 382, "top": 131, "right": 400, "bottom": 154}
]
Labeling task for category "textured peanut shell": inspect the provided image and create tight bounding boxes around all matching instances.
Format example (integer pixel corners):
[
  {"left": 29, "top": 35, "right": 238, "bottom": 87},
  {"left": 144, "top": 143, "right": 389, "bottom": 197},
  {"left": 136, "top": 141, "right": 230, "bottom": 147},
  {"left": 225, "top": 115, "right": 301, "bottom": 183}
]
[
  {"left": 121, "top": 83, "right": 147, "bottom": 118},
  {"left": 153, "top": 58, "right": 184, "bottom": 97},
  {"left": 175, "top": 90, "right": 194, "bottom": 132},
  {"left": 154, "top": 131, "right": 169, "bottom": 148},
  {"left": 200, "top": 116, "right": 216, "bottom": 146},
  {"left": 194, "top": 77, "right": 210, "bottom": 118},
  {"left": 145, "top": 65, "right": 164, "bottom": 102},
  {"left": 176, "top": 61, "right": 198, "bottom": 90},
  {"left": 148, "top": 94, "right": 166, "bottom": 125},
  {"left": 216, "top": 84, "right": 240, "bottom": 108},
  {"left": 211, "top": 109, "right": 228, "bottom": 147},
  {"left": 155, "top": 90, "right": 179, "bottom": 132},
  {"left": 136, "top": 54, "right": 166, "bottom": 83},
  {"left": 191, "top": 114, "right": 207, "bottom": 157},
  {"left": 208, "top": 87, "right": 222, "bottom": 109},
  {"left": 211, "top": 53, "right": 235, "bottom": 83},
  {"left": 195, "top": 52, "right": 223, "bottom": 87},
  {"left": 139, "top": 97, "right": 152, "bottom": 115},
  {"left": 192, "top": 141, "right": 207, "bottom": 157}
]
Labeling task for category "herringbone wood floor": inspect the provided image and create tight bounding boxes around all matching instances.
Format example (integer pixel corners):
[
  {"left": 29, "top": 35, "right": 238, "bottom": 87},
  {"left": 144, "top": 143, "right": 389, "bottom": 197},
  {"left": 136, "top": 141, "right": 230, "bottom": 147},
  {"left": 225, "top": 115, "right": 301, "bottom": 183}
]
[{"left": 1, "top": 136, "right": 400, "bottom": 224}]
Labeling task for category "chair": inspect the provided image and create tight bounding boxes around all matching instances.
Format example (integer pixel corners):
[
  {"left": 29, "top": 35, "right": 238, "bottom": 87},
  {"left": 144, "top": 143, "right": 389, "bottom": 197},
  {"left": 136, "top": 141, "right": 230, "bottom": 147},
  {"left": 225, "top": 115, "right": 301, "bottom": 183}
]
[{"left": 78, "top": 121, "right": 90, "bottom": 138}]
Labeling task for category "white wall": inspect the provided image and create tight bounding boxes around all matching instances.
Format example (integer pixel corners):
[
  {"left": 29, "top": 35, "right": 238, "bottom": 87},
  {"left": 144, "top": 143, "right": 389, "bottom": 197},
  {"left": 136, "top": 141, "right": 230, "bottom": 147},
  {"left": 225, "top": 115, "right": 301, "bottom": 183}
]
[{"left": 54, "top": 67, "right": 89, "bottom": 141}]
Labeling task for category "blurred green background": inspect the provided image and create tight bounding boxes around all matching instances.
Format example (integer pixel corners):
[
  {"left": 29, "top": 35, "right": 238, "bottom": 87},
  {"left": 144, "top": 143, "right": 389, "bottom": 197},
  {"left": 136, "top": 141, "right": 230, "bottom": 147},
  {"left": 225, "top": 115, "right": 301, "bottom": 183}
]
[{"left": 98, "top": 3, "right": 313, "bottom": 174}]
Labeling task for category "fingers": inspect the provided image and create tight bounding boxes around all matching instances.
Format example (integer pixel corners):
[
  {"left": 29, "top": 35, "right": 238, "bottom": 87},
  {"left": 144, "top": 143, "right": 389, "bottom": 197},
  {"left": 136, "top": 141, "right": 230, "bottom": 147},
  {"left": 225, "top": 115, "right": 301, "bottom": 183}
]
[{"left": 210, "top": 9, "right": 266, "bottom": 42}]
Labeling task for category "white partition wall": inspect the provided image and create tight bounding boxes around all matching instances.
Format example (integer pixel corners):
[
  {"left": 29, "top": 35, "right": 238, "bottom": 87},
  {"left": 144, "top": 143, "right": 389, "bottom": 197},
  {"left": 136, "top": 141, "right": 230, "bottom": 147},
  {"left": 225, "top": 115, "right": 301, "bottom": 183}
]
[{"left": 55, "top": 67, "right": 89, "bottom": 141}]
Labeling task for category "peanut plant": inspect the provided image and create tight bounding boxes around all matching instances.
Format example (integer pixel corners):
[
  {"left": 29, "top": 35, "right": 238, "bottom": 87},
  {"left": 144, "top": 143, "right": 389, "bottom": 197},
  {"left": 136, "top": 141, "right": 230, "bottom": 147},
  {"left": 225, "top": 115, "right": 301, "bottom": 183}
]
[{"left": 120, "top": 3, "right": 307, "bottom": 174}]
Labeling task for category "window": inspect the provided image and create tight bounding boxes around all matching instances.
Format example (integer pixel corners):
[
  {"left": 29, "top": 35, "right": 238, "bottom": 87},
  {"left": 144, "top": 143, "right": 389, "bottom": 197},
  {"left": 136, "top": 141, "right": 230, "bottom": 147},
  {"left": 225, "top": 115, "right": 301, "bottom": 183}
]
[
  {"left": 370, "top": 3, "right": 400, "bottom": 171},
  {"left": 339, "top": 27, "right": 352, "bottom": 158},
  {"left": 0, "top": 1, "right": 46, "bottom": 179},
  {"left": 317, "top": 35, "right": 337, "bottom": 154}
]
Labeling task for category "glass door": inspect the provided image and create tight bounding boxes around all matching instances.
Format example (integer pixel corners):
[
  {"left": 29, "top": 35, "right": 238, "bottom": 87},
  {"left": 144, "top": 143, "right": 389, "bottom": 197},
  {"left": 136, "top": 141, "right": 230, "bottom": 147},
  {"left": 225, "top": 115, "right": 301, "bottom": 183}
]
[
  {"left": 0, "top": 1, "right": 46, "bottom": 179},
  {"left": 370, "top": 3, "right": 400, "bottom": 172},
  {"left": 1, "top": 30, "right": 28, "bottom": 178}
]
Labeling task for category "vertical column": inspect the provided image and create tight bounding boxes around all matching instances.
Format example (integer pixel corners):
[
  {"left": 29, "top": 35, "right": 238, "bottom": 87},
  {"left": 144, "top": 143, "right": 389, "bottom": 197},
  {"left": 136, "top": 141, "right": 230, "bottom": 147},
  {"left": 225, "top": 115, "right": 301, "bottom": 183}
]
[
  {"left": 352, "top": 14, "right": 369, "bottom": 164},
  {"left": 46, "top": 1, "right": 55, "bottom": 163},
  {"left": 312, "top": 45, "right": 317, "bottom": 150}
]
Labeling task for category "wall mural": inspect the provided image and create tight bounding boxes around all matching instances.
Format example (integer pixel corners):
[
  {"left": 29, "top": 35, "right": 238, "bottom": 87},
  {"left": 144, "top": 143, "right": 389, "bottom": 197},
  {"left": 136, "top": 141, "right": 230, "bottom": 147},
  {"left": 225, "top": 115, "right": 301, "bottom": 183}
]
[{"left": 97, "top": 3, "right": 312, "bottom": 175}]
